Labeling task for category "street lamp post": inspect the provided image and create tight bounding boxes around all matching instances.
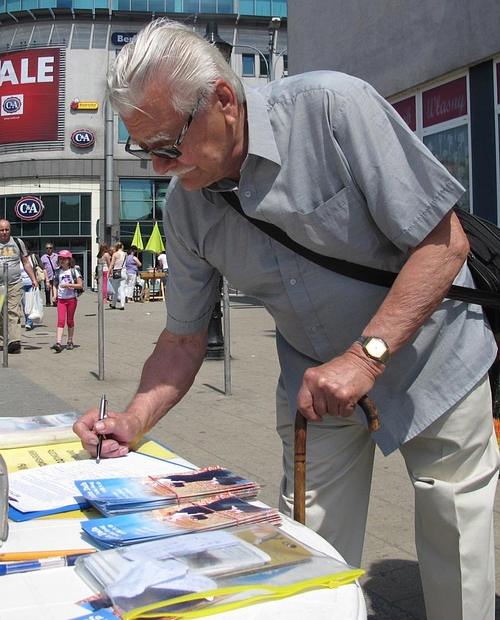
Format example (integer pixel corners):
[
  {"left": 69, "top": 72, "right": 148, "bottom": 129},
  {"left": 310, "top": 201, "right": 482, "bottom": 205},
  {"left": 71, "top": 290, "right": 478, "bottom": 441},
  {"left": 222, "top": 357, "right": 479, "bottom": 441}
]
[
  {"left": 268, "top": 17, "right": 281, "bottom": 84},
  {"left": 271, "top": 48, "right": 287, "bottom": 81}
]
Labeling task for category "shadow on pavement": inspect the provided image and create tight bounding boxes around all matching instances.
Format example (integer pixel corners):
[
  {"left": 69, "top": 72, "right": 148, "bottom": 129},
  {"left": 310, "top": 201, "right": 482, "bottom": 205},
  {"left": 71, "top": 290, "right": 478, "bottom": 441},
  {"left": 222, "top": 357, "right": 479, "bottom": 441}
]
[{"left": 361, "top": 559, "right": 425, "bottom": 619}]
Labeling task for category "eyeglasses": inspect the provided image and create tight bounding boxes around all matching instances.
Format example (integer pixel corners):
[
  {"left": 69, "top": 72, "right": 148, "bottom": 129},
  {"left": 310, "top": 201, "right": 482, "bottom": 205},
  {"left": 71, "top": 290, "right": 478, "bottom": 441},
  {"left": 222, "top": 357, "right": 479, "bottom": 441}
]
[{"left": 125, "top": 110, "right": 196, "bottom": 161}]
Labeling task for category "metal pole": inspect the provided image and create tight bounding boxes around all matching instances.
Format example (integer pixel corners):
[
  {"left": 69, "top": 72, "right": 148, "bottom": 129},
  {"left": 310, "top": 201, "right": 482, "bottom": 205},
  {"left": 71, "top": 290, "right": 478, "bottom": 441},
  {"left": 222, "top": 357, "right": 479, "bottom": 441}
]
[
  {"left": 2, "top": 264, "right": 8, "bottom": 368},
  {"left": 222, "top": 277, "right": 231, "bottom": 395},
  {"left": 97, "top": 263, "right": 105, "bottom": 380}
]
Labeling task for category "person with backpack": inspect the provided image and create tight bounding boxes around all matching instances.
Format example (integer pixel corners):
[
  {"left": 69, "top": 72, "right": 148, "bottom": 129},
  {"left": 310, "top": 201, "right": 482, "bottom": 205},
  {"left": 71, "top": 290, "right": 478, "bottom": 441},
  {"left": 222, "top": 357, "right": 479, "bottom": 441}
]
[
  {"left": 51, "top": 249, "right": 83, "bottom": 353},
  {"left": 0, "top": 219, "right": 38, "bottom": 353},
  {"left": 73, "top": 21, "right": 499, "bottom": 619}
]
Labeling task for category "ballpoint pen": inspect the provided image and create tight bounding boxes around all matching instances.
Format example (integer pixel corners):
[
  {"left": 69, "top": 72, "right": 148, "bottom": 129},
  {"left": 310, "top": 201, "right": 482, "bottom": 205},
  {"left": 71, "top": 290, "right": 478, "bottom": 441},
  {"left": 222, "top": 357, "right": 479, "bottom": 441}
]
[
  {"left": 0, "top": 553, "right": 89, "bottom": 576},
  {"left": 96, "top": 393, "right": 107, "bottom": 464}
]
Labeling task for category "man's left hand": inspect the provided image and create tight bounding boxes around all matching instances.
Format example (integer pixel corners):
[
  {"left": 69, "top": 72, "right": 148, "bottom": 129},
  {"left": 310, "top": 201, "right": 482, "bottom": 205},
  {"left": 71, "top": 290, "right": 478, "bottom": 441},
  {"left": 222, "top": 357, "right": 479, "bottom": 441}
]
[{"left": 297, "top": 348, "right": 384, "bottom": 422}]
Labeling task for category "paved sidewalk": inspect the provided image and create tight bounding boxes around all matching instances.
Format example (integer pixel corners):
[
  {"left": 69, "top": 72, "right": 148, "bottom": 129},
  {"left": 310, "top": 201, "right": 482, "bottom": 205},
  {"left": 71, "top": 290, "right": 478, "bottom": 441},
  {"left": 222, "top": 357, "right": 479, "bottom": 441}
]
[{"left": 1, "top": 291, "right": 499, "bottom": 619}]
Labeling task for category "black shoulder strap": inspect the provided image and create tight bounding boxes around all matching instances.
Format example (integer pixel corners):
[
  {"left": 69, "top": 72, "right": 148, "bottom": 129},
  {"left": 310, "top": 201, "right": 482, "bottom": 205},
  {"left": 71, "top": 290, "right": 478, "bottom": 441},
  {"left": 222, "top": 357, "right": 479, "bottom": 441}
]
[
  {"left": 13, "top": 237, "right": 24, "bottom": 255},
  {"left": 221, "top": 191, "right": 500, "bottom": 309}
]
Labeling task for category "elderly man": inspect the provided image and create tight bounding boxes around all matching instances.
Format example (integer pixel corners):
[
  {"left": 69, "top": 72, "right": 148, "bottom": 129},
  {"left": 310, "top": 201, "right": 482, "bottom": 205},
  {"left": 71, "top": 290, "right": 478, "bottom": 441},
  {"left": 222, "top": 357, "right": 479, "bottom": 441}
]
[
  {"left": 0, "top": 219, "right": 38, "bottom": 353},
  {"left": 74, "top": 19, "right": 498, "bottom": 619}
]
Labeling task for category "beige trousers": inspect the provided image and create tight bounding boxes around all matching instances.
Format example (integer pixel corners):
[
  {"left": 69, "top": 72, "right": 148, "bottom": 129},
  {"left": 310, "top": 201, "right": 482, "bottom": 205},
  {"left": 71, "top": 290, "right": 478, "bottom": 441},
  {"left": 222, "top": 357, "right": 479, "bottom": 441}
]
[
  {"left": 0, "top": 280, "right": 23, "bottom": 345},
  {"left": 277, "top": 375, "right": 499, "bottom": 620}
]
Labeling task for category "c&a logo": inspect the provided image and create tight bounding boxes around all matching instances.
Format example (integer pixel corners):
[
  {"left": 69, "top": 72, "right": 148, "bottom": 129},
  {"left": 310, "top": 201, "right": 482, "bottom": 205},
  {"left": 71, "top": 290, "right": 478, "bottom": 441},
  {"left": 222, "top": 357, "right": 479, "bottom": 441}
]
[
  {"left": 70, "top": 129, "right": 95, "bottom": 148},
  {"left": 1, "top": 94, "right": 24, "bottom": 116},
  {"left": 14, "top": 196, "right": 45, "bottom": 221}
]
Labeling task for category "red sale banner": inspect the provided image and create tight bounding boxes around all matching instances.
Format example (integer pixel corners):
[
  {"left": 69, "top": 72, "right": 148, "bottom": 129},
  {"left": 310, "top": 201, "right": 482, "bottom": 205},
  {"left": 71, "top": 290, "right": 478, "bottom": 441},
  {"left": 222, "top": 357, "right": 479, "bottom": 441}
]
[{"left": 0, "top": 47, "right": 60, "bottom": 144}]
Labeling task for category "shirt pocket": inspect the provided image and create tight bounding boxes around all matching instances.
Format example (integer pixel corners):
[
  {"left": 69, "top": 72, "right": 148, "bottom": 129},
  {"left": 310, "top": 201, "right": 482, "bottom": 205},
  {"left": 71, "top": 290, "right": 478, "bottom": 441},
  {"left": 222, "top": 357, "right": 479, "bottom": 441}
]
[{"left": 280, "top": 186, "right": 399, "bottom": 266}]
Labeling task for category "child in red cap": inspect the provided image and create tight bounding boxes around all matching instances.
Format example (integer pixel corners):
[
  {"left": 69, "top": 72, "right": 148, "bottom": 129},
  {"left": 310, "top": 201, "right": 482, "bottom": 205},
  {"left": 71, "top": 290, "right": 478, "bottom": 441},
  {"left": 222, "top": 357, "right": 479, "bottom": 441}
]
[{"left": 51, "top": 250, "right": 83, "bottom": 353}]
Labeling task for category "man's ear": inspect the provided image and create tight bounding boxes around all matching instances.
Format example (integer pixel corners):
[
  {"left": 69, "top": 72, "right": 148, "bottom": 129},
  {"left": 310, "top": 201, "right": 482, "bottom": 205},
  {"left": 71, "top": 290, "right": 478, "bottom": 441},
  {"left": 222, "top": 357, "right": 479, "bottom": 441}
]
[{"left": 214, "top": 80, "right": 238, "bottom": 119}]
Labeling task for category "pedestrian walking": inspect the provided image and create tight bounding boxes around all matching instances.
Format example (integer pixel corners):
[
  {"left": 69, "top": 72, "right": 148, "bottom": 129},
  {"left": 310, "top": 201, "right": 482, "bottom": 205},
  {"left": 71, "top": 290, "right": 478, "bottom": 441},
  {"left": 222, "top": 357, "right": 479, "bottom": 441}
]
[{"left": 51, "top": 250, "right": 83, "bottom": 352}]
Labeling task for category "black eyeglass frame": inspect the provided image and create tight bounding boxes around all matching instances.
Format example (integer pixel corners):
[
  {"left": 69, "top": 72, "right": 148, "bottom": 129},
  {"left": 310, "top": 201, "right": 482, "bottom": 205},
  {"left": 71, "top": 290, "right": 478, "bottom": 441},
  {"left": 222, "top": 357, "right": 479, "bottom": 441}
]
[{"left": 125, "top": 110, "right": 196, "bottom": 161}]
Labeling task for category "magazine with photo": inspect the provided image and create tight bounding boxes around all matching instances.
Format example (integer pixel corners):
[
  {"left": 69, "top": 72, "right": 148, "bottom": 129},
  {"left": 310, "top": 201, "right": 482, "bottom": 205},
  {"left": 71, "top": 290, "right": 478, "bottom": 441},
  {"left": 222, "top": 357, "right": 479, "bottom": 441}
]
[
  {"left": 75, "top": 466, "right": 260, "bottom": 516},
  {"left": 81, "top": 493, "right": 281, "bottom": 547}
]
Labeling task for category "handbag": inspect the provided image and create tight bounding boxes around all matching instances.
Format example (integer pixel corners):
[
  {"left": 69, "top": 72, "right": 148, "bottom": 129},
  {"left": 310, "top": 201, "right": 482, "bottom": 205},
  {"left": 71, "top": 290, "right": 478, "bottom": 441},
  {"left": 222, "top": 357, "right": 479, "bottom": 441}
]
[{"left": 112, "top": 254, "right": 126, "bottom": 280}]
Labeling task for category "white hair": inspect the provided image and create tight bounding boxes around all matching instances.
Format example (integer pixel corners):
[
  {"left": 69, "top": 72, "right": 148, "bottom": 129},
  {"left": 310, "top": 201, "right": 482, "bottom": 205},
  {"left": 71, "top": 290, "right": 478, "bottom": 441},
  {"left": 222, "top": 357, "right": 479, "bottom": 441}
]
[{"left": 107, "top": 18, "right": 246, "bottom": 117}]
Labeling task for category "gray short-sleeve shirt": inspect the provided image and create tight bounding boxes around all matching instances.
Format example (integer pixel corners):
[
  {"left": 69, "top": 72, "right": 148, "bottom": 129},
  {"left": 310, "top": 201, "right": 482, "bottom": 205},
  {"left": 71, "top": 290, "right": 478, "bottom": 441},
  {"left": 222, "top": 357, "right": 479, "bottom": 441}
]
[{"left": 164, "top": 71, "right": 496, "bottom": 454}]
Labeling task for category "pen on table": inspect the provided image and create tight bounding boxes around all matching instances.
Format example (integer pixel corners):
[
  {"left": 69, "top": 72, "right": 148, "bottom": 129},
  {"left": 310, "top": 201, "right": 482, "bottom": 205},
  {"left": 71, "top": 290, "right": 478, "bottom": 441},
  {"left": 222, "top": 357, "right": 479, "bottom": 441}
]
[
  {"left": 0, "top": 552, "right": 92, "bottom": 576},
  {"left": 0, "top": 549, "right": 95, "bottom": 562},
  {"left": 96, "top": 393, "right": 107, "bottom": 464}
]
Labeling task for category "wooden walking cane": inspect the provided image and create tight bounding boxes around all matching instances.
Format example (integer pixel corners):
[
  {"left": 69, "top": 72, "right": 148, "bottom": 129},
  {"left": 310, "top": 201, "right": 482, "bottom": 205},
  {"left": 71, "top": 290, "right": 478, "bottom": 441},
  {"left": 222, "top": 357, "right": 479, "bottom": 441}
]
[{"left": 293, "top": 396, "right": 380, "bottom": 525}]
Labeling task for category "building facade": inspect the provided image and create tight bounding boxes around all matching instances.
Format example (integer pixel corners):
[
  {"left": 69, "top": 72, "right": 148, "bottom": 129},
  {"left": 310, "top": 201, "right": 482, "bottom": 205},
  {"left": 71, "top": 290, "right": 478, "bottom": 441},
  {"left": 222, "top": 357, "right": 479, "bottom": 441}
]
[
  {"left": 0, "top": 0, "right": 288, "bottom": 284},
  {"left": 288, "top": 0, "right": 500, "bottom": 225}
]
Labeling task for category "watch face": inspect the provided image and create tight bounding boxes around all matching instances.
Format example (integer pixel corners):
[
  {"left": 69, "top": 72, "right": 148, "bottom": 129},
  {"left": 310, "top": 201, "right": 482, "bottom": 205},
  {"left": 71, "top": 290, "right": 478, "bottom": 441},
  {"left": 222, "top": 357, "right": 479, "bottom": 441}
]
[{"left": 365, "top": 337, "right": 389, "bottom": 361}]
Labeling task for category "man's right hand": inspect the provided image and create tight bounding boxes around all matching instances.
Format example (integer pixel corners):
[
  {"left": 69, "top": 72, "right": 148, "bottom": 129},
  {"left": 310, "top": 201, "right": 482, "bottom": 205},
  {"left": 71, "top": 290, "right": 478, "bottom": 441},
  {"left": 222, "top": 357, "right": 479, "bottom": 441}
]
[{"left": 73, "top": 410, "right": 144, "bottom": 459}]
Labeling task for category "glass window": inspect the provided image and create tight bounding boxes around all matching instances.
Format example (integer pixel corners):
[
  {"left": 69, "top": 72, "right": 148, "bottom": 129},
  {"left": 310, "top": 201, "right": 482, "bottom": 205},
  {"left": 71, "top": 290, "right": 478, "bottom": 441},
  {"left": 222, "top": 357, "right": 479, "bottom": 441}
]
[
  {"left": 242, "top": 53, "right": 255, "bottom": 76},
  {"left": 117, "top": 0, "right": 130, "bottom": 9},
  {"left": 10, "top": 223, "right": 22, "bottom": 237},
  {"left": 423, "top": 124, "right": 469, "bottom": 210},
  {"left": 21, "top": 0, "right": 38, "bottom": 9},
  {"left": 255, "top": 0, "right": 270, "bottom": 15},
  {"left": 155, "top": 181, "right": 170, "bottom": 219},
  {"left": 118, "top": 117, "right": 129, "bottom": 143},
  {"left": 239, "top": 0, "right": 253, "bottom": 14},
  {"left": 41, "top": 222, "right": 60, "bottom": 236},
  {"left": 5, "top": 197, "right": 17, "bottom": 222},
  {"left": 61, "top": 222, "right": 80, "bottom": 236},
  {"left": 42, "top": 195, "right": 59, "bottom": 221},
  {"left": 150, "top": 0, "right": 165, "bottom": 10},
  {"left": 217, "top": 0, "right": 233, "bottom": 12},
  {"left": 131, "top": 0, "right": 148, "bottom": 9},
  {"left": 73, "top": 0, "right": 94, "bottom": 7},
  {"left": 81, "top": 194, "right": 91, "bottom": 220},
  {"left": 183, "top": 0, "right": 199, "bottom": 11},
  {"left": 6, "top": 0, "right": 21, "bottom": 10},
  {"left": 81, "top": 221, "right": 91, "bottom": 235},
  {"left": 259, "top": 52, "right": 269, "bottom": 77},
  {"left": 271, "top": 0, "right": 287, "bottom": 16},
  {"left": 57, "top": 0, "right": 72, "bottom": 7},
  {"left": 22, "top": 222, "right": 41, "bottom": 237},
  {"left": 120, "top": 179, "right": 153, "bottom": 220},
  {"left": 60, "top": 194, "right": 80, "bottom": 221},
  {"left": 201, "top": 0, "right": 216, "bottom": 10}
]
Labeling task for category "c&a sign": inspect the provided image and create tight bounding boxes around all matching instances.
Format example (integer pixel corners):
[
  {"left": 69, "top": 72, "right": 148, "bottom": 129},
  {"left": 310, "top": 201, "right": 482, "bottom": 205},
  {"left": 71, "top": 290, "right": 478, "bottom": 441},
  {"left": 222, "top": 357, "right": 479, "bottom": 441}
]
[
  {"left": 71, "top": 129, "right": 95, "bottom": 148},
  {"left": 14, "top": 196, "right": 45, "bottom": 221}
]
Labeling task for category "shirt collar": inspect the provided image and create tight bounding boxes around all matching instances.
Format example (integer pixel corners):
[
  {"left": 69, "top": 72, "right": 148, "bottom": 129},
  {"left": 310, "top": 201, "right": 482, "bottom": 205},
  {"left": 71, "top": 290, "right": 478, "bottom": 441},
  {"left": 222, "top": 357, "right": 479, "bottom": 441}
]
[{"left": 245, "top": 87, "right": 281, "bottom": 166}]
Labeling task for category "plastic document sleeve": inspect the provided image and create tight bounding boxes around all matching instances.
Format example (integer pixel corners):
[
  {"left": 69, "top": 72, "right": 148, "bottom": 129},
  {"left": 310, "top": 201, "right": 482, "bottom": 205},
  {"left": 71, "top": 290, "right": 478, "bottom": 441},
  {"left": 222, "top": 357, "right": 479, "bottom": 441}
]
[{"left": 75, "top": 523, "right": 364, "bottom": 619}]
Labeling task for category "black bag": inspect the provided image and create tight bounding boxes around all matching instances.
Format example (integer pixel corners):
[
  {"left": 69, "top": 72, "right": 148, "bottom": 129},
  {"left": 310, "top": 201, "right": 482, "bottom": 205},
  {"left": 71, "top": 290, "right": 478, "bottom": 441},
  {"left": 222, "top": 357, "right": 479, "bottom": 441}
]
[
  {"left": 221, "top": 192, "right": 500, "bottom": 414},
  {"left": 112, "top": 269, "right": 122, "bottom": 280}
]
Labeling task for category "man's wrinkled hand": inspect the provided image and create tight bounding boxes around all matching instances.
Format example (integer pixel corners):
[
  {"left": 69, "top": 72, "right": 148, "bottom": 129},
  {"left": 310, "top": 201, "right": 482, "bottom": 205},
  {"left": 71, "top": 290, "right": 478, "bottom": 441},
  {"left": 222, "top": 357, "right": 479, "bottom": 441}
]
[
  {"left": 296, "top": 349, "right": 383, "bottom": 422},
  {"left": 73, "top": 409, "right": 145, "bottom": 459}
]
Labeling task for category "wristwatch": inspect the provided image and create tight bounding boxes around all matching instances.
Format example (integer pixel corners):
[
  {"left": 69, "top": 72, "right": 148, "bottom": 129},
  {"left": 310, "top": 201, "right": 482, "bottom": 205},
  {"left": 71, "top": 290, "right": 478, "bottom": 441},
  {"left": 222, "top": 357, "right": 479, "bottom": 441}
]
[{"left": 355, "top": 336, "right": 390, "bottom": 364}]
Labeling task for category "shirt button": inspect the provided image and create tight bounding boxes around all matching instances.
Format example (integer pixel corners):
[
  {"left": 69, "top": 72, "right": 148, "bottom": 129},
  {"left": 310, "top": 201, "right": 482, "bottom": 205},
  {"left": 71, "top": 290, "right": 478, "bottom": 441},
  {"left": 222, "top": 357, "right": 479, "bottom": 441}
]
[
  {"left": 289, "top": 278, "right": 297, "bottom": 286},
  {"left": 243, "top": 190, "right": 252, "bottom": 198}
]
